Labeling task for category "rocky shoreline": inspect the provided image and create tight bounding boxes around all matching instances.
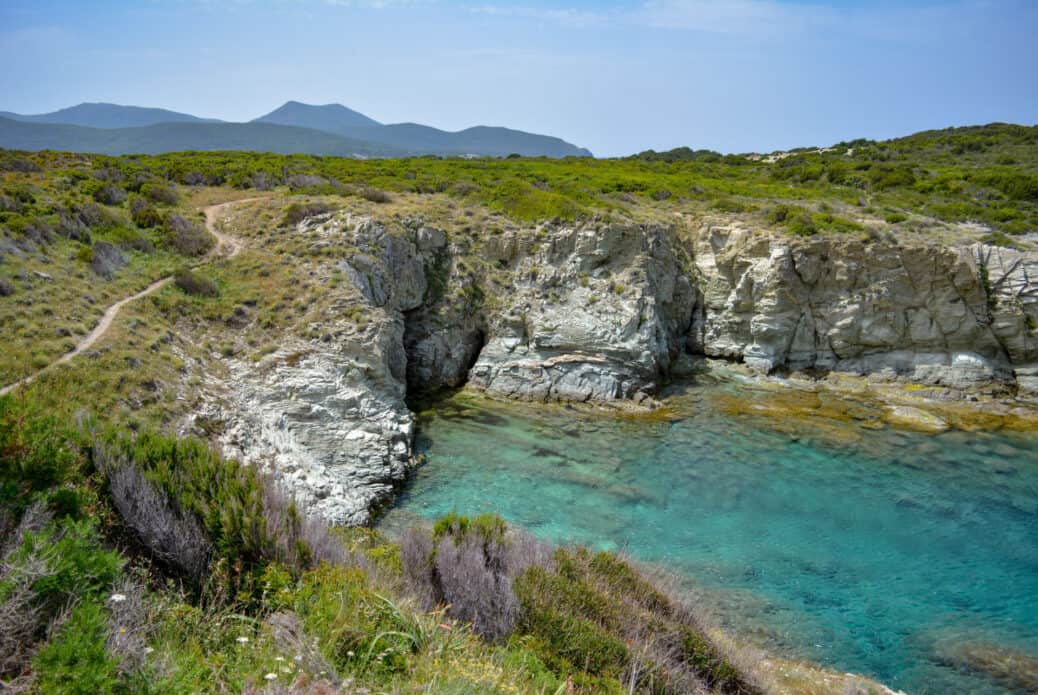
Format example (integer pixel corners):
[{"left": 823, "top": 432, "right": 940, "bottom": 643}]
[{"left": 190, "top": 213, "right": 1038, "bottom": 524}]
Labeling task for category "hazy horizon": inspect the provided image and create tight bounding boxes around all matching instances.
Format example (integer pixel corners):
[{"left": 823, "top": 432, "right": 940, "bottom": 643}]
[{"left": 3, "top": 0, "right": 1037, "bottom": 157}]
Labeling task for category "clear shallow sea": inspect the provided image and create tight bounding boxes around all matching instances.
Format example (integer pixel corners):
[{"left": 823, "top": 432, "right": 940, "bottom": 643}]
[{"left": 379, "top": 380, "right": 1038, "bottom": 694}]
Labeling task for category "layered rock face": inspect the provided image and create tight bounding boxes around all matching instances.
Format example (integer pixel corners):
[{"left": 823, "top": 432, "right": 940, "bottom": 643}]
[
  {"left": 207, "top": 217, "right": 435, "bottom": 524},
  {"left": 466, "top": 223, "right": 696, "bottom": 403},
  {"left": 200, "top": 212, "right": 1038, "bottom": 524},
  {"left": 690, "top": 224, "right": 1038, "bottom": 395}
]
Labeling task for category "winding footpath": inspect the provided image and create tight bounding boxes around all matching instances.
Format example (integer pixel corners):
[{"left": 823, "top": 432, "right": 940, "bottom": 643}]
[{"left": 0, "top": 197, "right": 261, "bottom": 397}]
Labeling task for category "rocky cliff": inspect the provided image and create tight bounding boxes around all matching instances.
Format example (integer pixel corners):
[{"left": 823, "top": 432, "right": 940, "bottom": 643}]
[
  {"left": 689, "top": 223, "right": 1038, "bottom": 396},
  {"left": 195, "top": 212, "right": 1038, "bottom": 524}
]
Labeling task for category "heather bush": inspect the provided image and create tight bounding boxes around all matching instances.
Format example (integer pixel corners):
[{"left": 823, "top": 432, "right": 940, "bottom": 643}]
[
  {"left": 104, "top": 460, "right": 214, "bottom": 582},
  {"left": 164, "top": 214, "right": 213, "bottom": 256},
  {"left": 0, "top": 504, "right": 56, "bottom": 680},
  {"left": 92, "top": 183, "right": 126, "bottom": 206},
  {"left": 56, "top": 213, "right": 92, "bottom": 242},
  {"left": 89, "top": 241, "right": 126, "bottom": 279}
]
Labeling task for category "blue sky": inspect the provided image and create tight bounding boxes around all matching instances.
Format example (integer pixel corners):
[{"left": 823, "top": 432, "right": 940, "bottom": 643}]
[{"left": 1, "top": 0, "right": 1036, "bottom": 156}]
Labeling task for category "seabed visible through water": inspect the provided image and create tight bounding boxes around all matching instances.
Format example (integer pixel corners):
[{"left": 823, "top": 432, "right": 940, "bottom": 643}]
[{"left": 379, "top": 375, "right": 1038, "bottom": 694}]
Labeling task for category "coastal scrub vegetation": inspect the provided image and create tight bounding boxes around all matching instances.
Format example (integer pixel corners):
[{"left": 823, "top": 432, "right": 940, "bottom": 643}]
[
  {"left": 0, "top": 392, "right": 775, "bottom": 693},
  {"left": 3, "top": 122, "right": 1036, "bottom": 231}
]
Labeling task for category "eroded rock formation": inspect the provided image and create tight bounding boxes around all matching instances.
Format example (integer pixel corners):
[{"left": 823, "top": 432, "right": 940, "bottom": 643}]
[
  {"left": 690, "top": 223, "right": 1038, "bottom": 395},
  {"left": 196, "top": 212, "right": 1038, "bottom": 523}
]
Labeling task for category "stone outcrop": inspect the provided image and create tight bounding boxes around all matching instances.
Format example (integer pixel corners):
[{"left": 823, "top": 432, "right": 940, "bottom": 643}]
[
  {"left": 690, "top": 223, "right": 1038, "bottom": 395},
  {"left": 194, "top": 211, "right": 1038, "bottom": 524},
  {"left": 466, "top": 223, "right": 696, "bottom": 403},
  {"left": 201, "top": 217, "right": 435, "bottom": 524}
]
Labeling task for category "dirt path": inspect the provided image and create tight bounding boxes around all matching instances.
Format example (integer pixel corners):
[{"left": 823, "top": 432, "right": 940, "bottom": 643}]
[{"left": 0, "top": 197, "right": 261, "bottom": 397}]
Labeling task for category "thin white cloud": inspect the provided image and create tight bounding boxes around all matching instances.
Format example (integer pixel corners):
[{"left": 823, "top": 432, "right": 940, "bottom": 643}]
[
  {"left": 635, "top": 0, "right": 834, "bottom": 36},
  {"left": 323, "top": 0, "right": 432, "bottom": 7},
  {"left": 466, "top": 4, "right": 612, "bottom": 27},
  {"left": 464, "top": 0, "right": 1021, "bottom": 42}
]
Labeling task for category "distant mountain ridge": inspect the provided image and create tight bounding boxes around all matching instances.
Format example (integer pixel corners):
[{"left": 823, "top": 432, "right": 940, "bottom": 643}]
[
  {"left": 254, "top": 100, "right": 382, "bottom": 130},
  {"left": 0, "top": 101, "right": 592, "bottom": 158},
  {"left": 0, "top": 117, "right": 409, "bottom": 158},
  {"left": 0, "top": 102, "right": 222, "bottom": 128}
]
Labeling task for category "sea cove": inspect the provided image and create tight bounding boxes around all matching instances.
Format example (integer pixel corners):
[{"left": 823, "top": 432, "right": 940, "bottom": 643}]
[{"left": 382, "top": 380, "right": 1038, "bottom": 694}]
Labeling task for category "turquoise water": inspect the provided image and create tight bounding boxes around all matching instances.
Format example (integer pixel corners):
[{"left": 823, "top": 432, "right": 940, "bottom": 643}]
[{"left": 380, "top": 381, "right": 1038, "bottom": 694}]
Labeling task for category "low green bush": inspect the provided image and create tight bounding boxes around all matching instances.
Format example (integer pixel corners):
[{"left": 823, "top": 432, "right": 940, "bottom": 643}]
[
  {"left": 140, "top": 182, "right": 179, "bottom": 206},
  {"left": 174, "top": 268, "right": 219, "bottom": 297},
  {"left": 32, "top": 601, "right": 120, "bottom": 695}
]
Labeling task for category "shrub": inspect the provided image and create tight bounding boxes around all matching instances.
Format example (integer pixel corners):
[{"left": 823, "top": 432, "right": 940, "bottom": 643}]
[
  {"left": 403, "top": 513, "right": 550, "bottom": 642},
  {"left": 105, "top": 460, "right": 214, "bottom": 582},
  {"left": 286, "top": 174, "right": 328, "bottom": 190},
  {"left": 885, "top": 211, "right": 908, "bottom": 224},
  {"left": 360, "top": 187, "right": 392, "bottom": 204},
  {"left": 31, "top": 601, "right": 120, "bottom": 695},
  {"left": 766, "top": 204, "right": 793, "bottom": 224},
  {"left": 0, "top": 397, "right": 83, "bottom": 514},
  {"left": 128, "top": 197, "right": 163, "bottom": 228},
  {"left": 57, "top": 214, "right": 91, "bottom": 242},
  {"left": 89, "top": 241, "right": 126, "bottom": 279},
  {"left": 72, "top": 202, "right": 110, "bottom": 228},
  {"left": 868, "top": 164, "right": 916, "bottom": 190},
  {"left": 282, "top": 201, "right": 334, "bottom": 227},
  {"left": 0, "top": 504, "right": 56, "bottom": 679},
  {"left": 785, "top": 212, "right": 817, "bottom": 236},
  {"left": 173, "top": 268, "right": 219, "bottom": 297},
  {"left": 139, "top": 182, "right": 179, "bottom": 205},
  {"left": 14, "top": 519, "right": 124, "bottom": 608},
  {"left": 164, "top": 214, "right": 214, "bottom": 256},
  {"left": 711, "top": 198, "right": 749, "bottom": 213},
  {"left": 92, "top": 184, "right": 126, "bottom": 206}
]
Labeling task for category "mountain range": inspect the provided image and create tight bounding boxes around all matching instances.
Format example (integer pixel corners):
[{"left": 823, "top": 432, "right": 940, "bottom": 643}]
[{"left": 0, "top": 101, "right": 592, "bottom": 158}]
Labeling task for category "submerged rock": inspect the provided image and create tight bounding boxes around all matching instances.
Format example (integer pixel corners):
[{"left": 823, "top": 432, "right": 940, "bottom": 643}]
[
  {"left": 932, "top": 639, "right": 1038, "bottom": 693},
  {"left": 882, "top": 405, "right": 950, "bottom": 433}
]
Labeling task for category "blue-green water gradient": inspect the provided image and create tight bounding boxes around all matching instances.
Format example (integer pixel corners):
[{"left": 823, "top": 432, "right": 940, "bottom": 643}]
[{"left": 380, "top": 383, "right": 1038, "bottom": 694}]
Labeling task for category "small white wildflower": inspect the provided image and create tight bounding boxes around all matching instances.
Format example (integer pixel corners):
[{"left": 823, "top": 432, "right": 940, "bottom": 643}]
[
  {"left": 109, "top": 593, "right": 127, "bottom": 603},
  {"left": 264, "top": 673, "right": 277, "bottom": 681},
  {"left": 144, "top": 647, "right": 155, "bottom": 655},
  {"left": 346, "top": 650, "right": 355, "bottom": 657},
  {"left": 274, "top": 656, "right": 285, "bottom": 662},
  {"left": 294, "top": 654, "right": 303, "bottom": 662},
  {"left": 236, "top": 636, "right": 250, "bottom": 644}
]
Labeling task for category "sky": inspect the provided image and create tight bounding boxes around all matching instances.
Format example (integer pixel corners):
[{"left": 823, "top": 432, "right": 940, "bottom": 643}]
[{"left": 1, "top": 0, "right": 1036, "bottom": 157}]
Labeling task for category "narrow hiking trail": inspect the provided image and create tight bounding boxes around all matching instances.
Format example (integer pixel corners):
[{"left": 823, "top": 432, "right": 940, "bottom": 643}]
[{"left": 0, "top": 197, "right": 262, "bottom": 397}]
